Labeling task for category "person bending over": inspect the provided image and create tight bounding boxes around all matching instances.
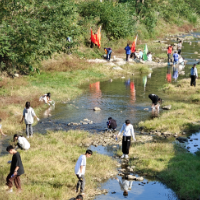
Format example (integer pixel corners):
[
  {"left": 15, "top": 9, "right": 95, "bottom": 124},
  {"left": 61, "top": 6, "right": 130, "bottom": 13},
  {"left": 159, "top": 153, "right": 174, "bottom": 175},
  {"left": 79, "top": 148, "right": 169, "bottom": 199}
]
[
  {"left": 13, "top": 134, "right": 30, "bottom": 150},
  {"left": 117, "top": 120, "right": 136, "bottom": 159},
  {"left": 6, "top": 145, "right": 24, "bottom": 193},
  {"left": 148, "top": 94, "right": 162, "bottom": 110},
  {"left": 107, "top": 117, "right": 117, "bottom": 131},
  {"left": 75, "top": 149, "right": 93, "bottom": 195}
]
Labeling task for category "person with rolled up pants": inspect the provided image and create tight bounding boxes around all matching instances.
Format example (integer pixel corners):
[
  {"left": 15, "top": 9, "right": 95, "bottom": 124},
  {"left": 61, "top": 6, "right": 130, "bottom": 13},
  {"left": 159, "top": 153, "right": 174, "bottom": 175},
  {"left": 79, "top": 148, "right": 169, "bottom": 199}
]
[{"left": 117, "top": 120, "right": 136, "bottom": 159}]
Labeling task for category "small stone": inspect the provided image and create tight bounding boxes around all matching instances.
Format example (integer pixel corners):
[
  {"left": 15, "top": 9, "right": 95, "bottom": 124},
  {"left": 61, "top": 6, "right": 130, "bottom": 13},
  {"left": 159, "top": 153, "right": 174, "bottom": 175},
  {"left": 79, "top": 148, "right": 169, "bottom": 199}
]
[
  {"left": 162, "top": 105, "right": 171, "bottom": 110},
  {"left": 176, "top": 137, "right": 188, "bottom": 143},
  {"left": 144, "top": 108, "right": 149, "bottom": 111},
  {"left": 136, "top": 177, "right": 144, "bottom": 181},
  {"left": 14, "top": 73, "right": 19, "bottom": 77},
  {"left": 127, "top": 175, "right": 137, "bottom": 180},
  {"left": 93, "top": 107, "right": 101, "bottom": 111}
]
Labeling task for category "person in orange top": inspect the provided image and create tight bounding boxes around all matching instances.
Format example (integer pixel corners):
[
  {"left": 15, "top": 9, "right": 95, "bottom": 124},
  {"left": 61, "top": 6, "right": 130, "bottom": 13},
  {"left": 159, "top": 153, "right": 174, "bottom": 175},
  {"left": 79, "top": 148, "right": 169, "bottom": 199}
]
[{"left": 167, "top": 44, "right": 173, "bottom": 63}]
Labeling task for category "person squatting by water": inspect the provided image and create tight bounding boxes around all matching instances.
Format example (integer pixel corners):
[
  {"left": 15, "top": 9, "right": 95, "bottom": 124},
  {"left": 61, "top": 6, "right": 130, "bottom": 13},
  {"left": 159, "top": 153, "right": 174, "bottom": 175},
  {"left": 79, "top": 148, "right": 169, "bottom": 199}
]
[
  {"left": 115, "top": 177, "right": 133, "bottom": 197},
  {"left": 39, "top": 92, "right": 54, "bottom": 106},
  {"left": 6, "top": 145, "right": 24, "bottom": 193},
  {"left": 104, "top": 48, "right": 112, "bottom": 61},
  {"left": 124, "top": 44, "right": 131, "bottom": 62},
  {"left": 190, "top": 64, "right": 198, "bottom": 87},
  {"left": 107, "top": 117, "right": 117, "bottom": 132},
  {"left": 0, "top": 118, "right": 6, "bottom": 137},
  {"left": 75, "top": 149, "right": 93, "bottom": 195},
  {"left": 13, "top": 134, "right": 30, "bottom": 150},
  {"left": 20, "top": 102, "right": 40, "bottom": 138},
  {"left": 117, "top": 120, "right": 136, "bottom": 159},
  {"left": 148, "top": 94, "right": 162, "bottom": 110}
]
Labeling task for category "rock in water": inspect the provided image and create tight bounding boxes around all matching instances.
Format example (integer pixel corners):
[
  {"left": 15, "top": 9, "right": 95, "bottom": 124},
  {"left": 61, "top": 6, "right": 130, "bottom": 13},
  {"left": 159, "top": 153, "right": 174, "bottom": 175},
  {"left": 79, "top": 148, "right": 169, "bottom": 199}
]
[
  {"left": 127, "top": 175, "right": 137, "bottom": 180},
  {"left": 176, "top": 137, "right": 188, "bottom": 143},
  {"left": 136, "top": 177, "right": 144, "bottom": 181},
  {"left": 93, "top": 107, "right": 101, "bottom": 111},
  {"left": 162, "top": 105, "right": 171, "bottom": 110}
]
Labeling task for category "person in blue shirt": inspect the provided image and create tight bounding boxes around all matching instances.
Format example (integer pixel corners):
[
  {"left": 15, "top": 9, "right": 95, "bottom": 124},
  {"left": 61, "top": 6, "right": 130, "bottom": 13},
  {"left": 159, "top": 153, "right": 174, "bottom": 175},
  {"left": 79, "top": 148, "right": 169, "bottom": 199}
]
[
  {"left": 173, "top": 51, "right": 179, "bottom": 66},
  {"left": 190, "top": 64, "right": 198, "bottom": 87},
  {"left": 124, "top": 44, "right": 131, "bottom": 62}
]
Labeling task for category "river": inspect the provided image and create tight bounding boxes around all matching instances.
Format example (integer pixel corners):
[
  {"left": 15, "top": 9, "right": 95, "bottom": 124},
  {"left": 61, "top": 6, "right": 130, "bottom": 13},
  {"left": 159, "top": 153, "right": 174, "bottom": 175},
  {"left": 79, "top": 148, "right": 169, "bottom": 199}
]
[{"left": 1, "top": 32, "right": 200, "bottom": 199}]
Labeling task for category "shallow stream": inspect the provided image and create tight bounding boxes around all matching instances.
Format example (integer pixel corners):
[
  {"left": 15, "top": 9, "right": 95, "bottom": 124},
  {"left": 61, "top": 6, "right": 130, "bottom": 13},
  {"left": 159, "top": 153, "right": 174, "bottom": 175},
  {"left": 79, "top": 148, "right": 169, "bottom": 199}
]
[{"left": 1, "top": 32, "right": 200, "bottom": 199}]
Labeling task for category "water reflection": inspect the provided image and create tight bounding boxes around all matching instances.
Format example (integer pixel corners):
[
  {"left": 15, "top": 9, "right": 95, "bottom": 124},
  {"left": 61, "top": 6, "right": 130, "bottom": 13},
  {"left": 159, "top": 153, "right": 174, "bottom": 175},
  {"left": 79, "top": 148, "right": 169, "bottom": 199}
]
[
  {"left": 166, "top": 66, "right": 171, "bottom": 83},
  {"left": 89, "top": 81, "right": 102, "bottom": 107},
  {"left": 172, "top": 67, "right": 179, "bottom": 82}
]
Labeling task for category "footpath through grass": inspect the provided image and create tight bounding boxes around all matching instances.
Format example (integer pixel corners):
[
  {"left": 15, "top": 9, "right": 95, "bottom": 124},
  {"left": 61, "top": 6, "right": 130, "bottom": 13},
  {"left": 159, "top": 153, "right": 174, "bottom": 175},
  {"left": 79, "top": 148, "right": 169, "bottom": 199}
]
[{"left": 0, "top": 130, "right": 117, "bottom": 200}]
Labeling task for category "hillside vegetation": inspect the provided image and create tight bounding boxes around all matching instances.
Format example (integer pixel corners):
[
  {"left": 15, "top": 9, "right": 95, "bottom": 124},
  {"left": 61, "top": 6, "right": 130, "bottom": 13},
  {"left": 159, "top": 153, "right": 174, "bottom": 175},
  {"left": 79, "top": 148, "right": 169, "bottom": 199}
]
[{"left": 0, "top": 0, "right": 199, "bottom": 75}]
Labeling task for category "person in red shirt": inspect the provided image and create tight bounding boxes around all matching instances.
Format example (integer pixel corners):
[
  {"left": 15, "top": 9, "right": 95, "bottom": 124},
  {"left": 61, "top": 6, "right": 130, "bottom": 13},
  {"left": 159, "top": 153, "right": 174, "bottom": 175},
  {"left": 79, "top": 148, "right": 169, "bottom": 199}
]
[{"left": 167, "top": 44, "right": 173, "bottom": 63}]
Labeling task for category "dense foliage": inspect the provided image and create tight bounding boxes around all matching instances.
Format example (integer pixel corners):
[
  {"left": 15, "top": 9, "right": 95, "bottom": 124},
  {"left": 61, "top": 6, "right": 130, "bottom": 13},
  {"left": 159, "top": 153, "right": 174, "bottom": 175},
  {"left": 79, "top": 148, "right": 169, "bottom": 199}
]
[{"left": 0, "top": 0, "right": 199, "bottom": 74}]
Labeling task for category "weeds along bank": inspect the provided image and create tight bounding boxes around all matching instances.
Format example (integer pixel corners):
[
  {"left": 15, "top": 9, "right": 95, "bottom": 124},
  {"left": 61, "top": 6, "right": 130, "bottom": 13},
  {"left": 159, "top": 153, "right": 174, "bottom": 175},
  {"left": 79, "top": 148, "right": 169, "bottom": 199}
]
[
  {"left": 0, "top": 130, "right": 117, "bottom": 200},
  {"left": 121, "top": 142, "right": 200, "bottom": 200},
  {"left": 139, "top": 73, "right": 200, "bottom": 133},
  {"left": 0, "top": 54, "right": 151, "bottom": 135}
]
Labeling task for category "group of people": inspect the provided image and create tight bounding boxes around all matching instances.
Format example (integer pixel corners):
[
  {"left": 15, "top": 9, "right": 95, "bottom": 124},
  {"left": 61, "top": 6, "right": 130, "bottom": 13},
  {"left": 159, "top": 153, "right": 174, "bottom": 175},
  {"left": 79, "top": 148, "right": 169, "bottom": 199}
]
[
  {"left": 167, "top": 42, "right": 185, "bottom": 66},
  {"left": 124, "top": 44, "right": 152, "bottom": 62}
]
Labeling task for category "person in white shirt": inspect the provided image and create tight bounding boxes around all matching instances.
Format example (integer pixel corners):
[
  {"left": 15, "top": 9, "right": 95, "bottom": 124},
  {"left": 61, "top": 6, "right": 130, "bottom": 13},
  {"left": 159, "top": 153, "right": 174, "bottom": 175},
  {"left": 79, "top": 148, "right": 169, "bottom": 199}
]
[
  {"left": 13, "top": 134, "right": 30, "bottom": 150},
  {"left": 117, "top": 120, "right": 136, "bottom": 159},
  {"left": 74, "top": 149, "right": 93, "bottom": 195},
  {"left": 20, "top": 102, "right": 40, "bottom": 138},
  {"left": 0, "top": 119, "right": 6, "bottom": 137},
  {"left": 39, "top": 93, "right": 55, "bottom": 106},
  {"left": 147, "top": 52, "right": 152, "bottom": 61}
]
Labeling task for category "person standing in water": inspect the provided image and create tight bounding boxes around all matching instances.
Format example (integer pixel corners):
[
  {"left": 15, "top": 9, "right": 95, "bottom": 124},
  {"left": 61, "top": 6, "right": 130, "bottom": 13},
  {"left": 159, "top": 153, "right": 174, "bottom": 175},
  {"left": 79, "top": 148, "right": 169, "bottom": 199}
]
[
  {"left": 117, "top": 120, "right": 136, "bottom": 159},
  {"left": 20, "top": 102, "right": 40, "bottom": 138},
  {"left": 148, "top": 94, "right": 162, "bottom": 110},
  {"left": 124, "top": 44, "right": 131, "bottom": 62},
  {"left": 167, "top": 44, "right": 173, "bottom": 63},
  {"left": 190, "top": 64, "right": 198, "bottom": 87},
  {"left": 177, "top": 40, "right": 182, "bottom": 55}
]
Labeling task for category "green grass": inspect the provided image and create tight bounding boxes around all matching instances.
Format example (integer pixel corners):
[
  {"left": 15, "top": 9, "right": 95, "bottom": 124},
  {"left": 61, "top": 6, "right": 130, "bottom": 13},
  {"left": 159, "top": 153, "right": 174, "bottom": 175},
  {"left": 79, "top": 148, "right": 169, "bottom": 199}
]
[
  {"left": 124, "top": 142, "right": 200, "bottom": 200},
  {"left": 0, "top": 130, "right": 117, "bottom": 200}
]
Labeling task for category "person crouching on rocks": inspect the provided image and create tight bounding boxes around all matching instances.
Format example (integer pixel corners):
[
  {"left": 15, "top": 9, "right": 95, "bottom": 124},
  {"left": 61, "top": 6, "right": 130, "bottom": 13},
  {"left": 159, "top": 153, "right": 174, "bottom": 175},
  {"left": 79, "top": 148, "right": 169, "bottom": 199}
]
[
  {"left": 116, "top": 120, "right": 136, "bottom": 159},
  {"left": 107, "top": 117, "right": 117, "bottom": 132},
  {"left": 13, "top": 134, "right": 30, "bottom": 150},
  {"left": 39, "top": 92, "right": 51, "bottom": 106},
  {"left": 148, "top": 94, "right": 162, "bottom": 110}
]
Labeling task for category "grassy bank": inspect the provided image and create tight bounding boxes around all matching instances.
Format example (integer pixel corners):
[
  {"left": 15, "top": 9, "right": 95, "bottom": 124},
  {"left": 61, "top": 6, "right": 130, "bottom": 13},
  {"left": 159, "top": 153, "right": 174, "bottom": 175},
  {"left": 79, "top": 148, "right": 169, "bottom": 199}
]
[
  {"left": 0, "top": 130, "right": 117, "bottom": 200},
  {"left": 126, "top": 142, "right": 200, "bottom": 200},
  {"left": 0, "top": 54, "right": 151, "bottom": 135},
  {"left": 139, "top": 77, "right": 200, "bottom": 133}
]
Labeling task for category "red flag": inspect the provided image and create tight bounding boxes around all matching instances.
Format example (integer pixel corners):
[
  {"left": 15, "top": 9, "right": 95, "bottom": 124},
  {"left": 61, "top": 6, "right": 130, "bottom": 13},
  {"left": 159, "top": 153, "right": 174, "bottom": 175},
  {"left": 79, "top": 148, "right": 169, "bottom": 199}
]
[
  {"left": 131, "top": 35, "right": 138, "bottom": 53},
  {"left": 90, "top": 27, "right": 101, "bottom": 48}
]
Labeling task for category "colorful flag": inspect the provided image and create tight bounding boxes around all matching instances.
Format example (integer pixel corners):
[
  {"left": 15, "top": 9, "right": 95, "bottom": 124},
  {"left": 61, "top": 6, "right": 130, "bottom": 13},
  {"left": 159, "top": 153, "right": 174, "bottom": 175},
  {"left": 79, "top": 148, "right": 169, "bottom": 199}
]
[
  {"left": 143, "top": 44, "right": 148, "bottom": 61},
  {"left": 90, "top": 26, "right": 101, "bottom": 48},
  {"left": 131, "top": 35, "right": 138, "bottom": 53}
]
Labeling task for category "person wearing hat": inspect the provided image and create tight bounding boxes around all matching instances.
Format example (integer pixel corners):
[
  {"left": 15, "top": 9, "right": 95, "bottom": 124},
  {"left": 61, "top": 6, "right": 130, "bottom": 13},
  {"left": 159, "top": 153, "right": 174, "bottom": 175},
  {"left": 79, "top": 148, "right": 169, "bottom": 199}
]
[{"left": 13, "top": 134, "right": 30, "bottom": 150}]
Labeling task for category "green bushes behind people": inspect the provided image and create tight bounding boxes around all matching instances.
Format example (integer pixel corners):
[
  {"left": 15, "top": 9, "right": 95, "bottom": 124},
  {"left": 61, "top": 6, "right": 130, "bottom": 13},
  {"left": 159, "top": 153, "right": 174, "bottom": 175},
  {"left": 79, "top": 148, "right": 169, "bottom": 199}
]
[{"left": 0, "top": 0, "right": 200, "bottom": 74}]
